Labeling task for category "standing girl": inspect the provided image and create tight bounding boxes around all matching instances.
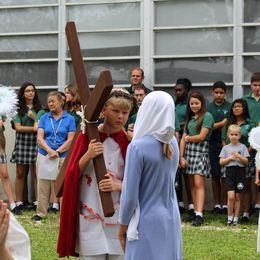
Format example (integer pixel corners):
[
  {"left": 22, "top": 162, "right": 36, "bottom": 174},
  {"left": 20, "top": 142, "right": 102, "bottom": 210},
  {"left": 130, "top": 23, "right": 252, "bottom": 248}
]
[
  {"left": 10, "top": 82, "right": 42, "bottom": 213},
  {"left": 222, "top": 99, "right": 255, "bottom": 223},
  {"left": 180, "top": 91, "right": 214, "bottom": 226}
]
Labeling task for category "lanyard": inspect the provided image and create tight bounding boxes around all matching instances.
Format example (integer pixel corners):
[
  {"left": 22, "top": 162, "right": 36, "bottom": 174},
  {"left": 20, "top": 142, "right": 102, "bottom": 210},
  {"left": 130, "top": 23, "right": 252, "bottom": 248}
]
[{"left": 50, "top": 117, "right": 63, "bottom": 145}]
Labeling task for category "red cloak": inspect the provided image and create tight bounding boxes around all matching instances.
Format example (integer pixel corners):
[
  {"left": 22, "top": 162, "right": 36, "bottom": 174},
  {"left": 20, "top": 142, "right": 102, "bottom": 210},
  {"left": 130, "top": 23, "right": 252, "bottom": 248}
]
[{"left": 57, "top": 130, "right": 129, "bottom": 257}]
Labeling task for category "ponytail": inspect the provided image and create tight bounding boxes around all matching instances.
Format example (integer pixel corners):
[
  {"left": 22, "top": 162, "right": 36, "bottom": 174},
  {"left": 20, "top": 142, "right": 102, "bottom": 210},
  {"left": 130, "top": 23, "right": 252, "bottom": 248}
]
[{"left": 163, "top": 143, "right": 173, "bottom": 160}]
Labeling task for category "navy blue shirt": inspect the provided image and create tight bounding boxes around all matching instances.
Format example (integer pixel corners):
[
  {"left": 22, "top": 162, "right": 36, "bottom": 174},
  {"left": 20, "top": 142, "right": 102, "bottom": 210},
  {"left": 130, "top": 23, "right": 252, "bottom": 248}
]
[{"left": 38, "top": 111, "right": 76, "bottom": 157}]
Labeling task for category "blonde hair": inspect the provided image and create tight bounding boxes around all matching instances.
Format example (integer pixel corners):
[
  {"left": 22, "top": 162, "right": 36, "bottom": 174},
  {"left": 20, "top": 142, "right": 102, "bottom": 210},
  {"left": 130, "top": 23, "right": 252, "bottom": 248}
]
[
  {"left": 227, "top": 124, "right": 241, "bottom": 134},
  {"left": 163, "top": 143, "right": 173, "bottom": 160}
]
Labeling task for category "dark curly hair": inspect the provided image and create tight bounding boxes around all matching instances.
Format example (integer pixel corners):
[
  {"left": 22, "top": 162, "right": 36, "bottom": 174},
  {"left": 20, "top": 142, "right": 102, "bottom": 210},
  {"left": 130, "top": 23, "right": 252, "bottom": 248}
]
[
  {"left": 226, "top": 98, "right": 250, "bottom": 131},
  {"left": 17, "top": 82, "right": 42, "bottom": 117}
]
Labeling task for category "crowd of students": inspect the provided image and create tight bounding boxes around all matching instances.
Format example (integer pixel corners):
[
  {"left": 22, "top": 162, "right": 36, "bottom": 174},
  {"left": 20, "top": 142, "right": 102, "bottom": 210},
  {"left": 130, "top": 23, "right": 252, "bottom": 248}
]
[
  {"left": 0, "top": 68, "right": 259, "bottom": 259},
  {"left": 175, "top": 73, "right": 260, "bottom": 226}
]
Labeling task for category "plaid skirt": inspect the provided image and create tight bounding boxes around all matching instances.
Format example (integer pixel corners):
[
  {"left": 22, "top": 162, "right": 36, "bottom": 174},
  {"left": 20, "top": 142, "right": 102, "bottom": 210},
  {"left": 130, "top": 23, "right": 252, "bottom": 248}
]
[
  {"left": 10, "top": 132, "right": 37, "bottom": 164},
  {"left": 184, "top": 140, "right": 211, "bottom": 177}
]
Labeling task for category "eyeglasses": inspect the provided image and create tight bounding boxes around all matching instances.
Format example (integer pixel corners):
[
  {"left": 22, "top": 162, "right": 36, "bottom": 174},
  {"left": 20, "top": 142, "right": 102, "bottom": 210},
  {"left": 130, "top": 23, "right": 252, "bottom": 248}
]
[
  {"left": 232, "top": 104, "right": 243, "bottom": 109},
  {"left": 24, "top": 89, "right": 35, "bottom": 93}
]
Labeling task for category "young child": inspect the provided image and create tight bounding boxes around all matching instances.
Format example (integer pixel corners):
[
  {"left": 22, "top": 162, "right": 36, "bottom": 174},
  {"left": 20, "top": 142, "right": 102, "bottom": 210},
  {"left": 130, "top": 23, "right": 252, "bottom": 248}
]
[
  {"left": 207, "top": 81, "right": 231, "bottom": 214},
  {"left": 219, "top": 124, "right": 249, "bottom": 225},
  {"left": 57, "top": 89, "right": 134, "bottom": 259},
  {"left": 180, "top": 91, "right": 214, "bottom": 226},
  {"left": 222, "top": 99, "right": 255, "bottom": 223}
]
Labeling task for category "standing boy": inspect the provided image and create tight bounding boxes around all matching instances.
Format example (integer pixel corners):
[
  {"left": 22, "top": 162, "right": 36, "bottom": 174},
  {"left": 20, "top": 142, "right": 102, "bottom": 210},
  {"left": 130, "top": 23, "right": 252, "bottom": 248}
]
[
  {"left": 219, "top": 125, "right": 250, "bottom": 225},
  {"left": 207, "top": 81, "right": 231, "bottom": 214},
  {"left": 57, "top": 89, "right": 133, "bottom": 259},
  {"left": 243, "top": 72, "right": 260, "bottom": 213}
]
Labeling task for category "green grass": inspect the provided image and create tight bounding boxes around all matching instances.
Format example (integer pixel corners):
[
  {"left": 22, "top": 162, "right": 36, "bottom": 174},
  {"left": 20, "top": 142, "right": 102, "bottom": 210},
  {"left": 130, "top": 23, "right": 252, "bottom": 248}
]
[{"left": 16, "top": 211, "right": 259, "bottom": 259}]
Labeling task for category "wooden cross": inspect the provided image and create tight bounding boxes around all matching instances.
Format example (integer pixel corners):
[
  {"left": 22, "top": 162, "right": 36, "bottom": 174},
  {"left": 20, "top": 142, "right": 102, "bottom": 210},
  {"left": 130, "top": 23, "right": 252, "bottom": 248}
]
[{"left": 54, "top": 22, "right": 114, "bottom": 217}]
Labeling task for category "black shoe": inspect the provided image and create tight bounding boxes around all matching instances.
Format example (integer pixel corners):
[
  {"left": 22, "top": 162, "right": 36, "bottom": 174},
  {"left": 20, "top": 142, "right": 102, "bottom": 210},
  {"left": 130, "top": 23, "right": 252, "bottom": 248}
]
[
  {"left": 32, "top": 215, "right": 43, "bottom": 221},
  {"left": 221, "top": 208, "right": 228, "bottom": 214},
  {"left": 192, "top": 215, "right": 204, "bottom": 227},
  {"left": 240, "top": 216, "right": 249, "bottom": 224},
  {"left": 179, "top": 206, "right": 186, "bottom": 214},
  {"left": 14, "top": 204, "right": 24, "bottom": 214},
  {"left": 211, "top": 207, "right": 221, "bottom": 215},
  {"left": 186, "top": 210, "right": 196, "bottom": 222},
  {"left": 48, "top": 207, "right": 59, "bottom": 214},
  {"left": 11, "top": 206, "right": 22, "bottom": 215},
  {"left": 227, "top": 220, "right": 233, "bottom": 225}
]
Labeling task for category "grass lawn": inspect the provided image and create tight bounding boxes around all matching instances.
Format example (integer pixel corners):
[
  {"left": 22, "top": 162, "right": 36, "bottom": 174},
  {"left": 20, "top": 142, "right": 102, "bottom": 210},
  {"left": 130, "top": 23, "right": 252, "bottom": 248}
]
[{"left": 16, "top": 210, "right": 259, "bottom": 260}]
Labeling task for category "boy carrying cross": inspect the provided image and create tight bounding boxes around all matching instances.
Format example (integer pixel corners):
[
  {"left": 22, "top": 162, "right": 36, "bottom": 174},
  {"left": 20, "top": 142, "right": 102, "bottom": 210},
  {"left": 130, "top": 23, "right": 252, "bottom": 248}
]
[{"left": 57, "top": 89, "right": 134, "bottom": 259}]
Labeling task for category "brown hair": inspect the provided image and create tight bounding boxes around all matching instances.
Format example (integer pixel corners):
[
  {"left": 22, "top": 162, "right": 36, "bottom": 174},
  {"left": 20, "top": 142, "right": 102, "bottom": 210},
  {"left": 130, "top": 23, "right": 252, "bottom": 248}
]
[
  {"left": 130, "top": 67, "right": 144, "bottom": 77},
  {"left": 64, "top": 84, "right": 81, "bottom": 112},
  {"left": 185, "top": 91, "right": 207, "bottom": 132},
  {"left": 251, "top": 72, "right": 260, "bottom": 83}
]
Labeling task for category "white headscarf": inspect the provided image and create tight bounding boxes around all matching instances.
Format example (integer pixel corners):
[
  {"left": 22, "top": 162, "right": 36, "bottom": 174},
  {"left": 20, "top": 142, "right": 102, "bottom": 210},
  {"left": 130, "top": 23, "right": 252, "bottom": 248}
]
[{"left": 133, "top": 91, "right": 175, "bottom": 143}]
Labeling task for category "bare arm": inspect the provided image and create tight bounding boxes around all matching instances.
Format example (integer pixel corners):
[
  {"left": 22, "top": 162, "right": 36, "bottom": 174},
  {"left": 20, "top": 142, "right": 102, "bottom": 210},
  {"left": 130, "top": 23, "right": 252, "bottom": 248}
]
[
  {"left": 56, "top": 132, "right": 75, "bottom": 153},
  {"left": 14, "top": 123, "right": 34, "bottom": 133},
  {"left": 256, "top": 168, "right": 260, "bottom": 186},
  {"left": 219, "top": 155, "right": 235, "bottom": 166},
  {"left": 185, "top": 128, "right": 210, "bottom": 143},
  {"left": 37, "top": 128, "right": 58, "bottom": 159},
  {"left": 213, "top": 118, "right": 227, "bottom": 130},
  {"left": 179, "top": 133, "right": 187, "bottom": 168},
  {"left": 118, "top": 224, "right": 128, "bottom": 253}
]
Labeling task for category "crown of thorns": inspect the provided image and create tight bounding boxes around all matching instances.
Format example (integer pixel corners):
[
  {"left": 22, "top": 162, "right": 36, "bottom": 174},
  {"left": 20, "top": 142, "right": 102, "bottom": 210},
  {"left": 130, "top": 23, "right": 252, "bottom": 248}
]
[{"left": 108, "top": 89, "right": 134, "bottom": 103}]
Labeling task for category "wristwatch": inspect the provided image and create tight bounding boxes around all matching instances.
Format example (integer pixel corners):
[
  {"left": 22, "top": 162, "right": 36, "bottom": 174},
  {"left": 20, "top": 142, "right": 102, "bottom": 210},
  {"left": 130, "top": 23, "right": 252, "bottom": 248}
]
[{"left": 56, "top": 149, "right": 61, "bottom": 156}]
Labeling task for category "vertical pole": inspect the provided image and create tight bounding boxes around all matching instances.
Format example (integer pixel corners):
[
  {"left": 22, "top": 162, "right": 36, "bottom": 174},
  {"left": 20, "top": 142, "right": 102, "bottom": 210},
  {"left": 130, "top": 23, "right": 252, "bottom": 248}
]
[
  {"left": 141, "top": 0, "right": 153, "bottom": 90},
  {"left": 57, "top": 0, "right": 66, "bottom": 91},
  {"left": 233, "top": 0, "right": 244, "bottom": 99}
]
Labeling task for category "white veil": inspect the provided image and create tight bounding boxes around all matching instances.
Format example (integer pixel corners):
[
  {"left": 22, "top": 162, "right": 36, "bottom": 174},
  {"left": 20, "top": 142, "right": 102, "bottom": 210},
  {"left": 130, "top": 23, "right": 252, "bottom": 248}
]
[{"left": 133, "top": 91, "right": 175, "bottom": 143}]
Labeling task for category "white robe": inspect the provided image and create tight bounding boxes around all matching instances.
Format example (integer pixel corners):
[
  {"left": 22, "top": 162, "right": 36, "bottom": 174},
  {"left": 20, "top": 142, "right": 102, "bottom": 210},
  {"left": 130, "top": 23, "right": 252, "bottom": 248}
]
[
  {"left": 76, "top": 138, "right": 124, "bottom": 256},
  {"left": 6, "top": 212, "right": 31, "bottom": 260}
]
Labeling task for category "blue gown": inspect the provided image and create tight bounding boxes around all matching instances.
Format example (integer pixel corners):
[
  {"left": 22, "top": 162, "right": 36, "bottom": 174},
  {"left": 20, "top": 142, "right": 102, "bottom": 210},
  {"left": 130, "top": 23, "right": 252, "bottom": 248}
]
[{"left": 119, "top": 135, "right": 182, "bottom": 260}]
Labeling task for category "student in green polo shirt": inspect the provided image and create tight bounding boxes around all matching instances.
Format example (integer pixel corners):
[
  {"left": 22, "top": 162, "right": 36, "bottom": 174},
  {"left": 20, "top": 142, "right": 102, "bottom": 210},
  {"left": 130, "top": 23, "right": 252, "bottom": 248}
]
[
  {"left": 174, "top": 78, "right": 194, "bottom": 215},
  {"left": 10, "top": 82, "right": 42, "bottom": 214},
  {"left": 207, "top": 81, "right": 231, "bottom": 215},
  {"left": 243, "top": 72, "right": 260, "bottom": 216},
  {"left": 180, "top": 91, "right": 214, "bottom": 226},
  {"left": 243, "top": 72, "right": 260, "bottom": 126}
]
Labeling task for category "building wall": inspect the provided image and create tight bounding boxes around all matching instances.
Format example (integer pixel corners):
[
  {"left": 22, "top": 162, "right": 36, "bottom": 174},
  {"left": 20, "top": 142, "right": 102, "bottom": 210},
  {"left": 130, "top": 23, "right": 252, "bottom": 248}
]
[{"left": 1, "top": 0, "right": 260, "bottom": 207}]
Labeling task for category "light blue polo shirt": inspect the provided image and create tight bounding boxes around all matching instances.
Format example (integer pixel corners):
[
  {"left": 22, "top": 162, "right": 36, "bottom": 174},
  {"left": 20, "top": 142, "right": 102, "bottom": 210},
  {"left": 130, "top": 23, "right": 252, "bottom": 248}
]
[{"left": 38, "top": 111, "right": 76, "bottom": 157}]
